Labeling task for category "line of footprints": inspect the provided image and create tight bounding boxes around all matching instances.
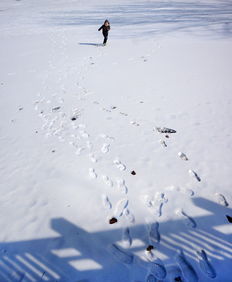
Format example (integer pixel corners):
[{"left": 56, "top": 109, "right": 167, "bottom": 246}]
[
  {"left": 34, "top": 95, "right": 229, "bottom": 281},
  {"left": 33, "top": 54, "right": 230, "bottom": 282}
]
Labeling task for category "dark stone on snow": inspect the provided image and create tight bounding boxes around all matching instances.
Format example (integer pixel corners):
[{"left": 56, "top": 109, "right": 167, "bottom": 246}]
[
  {"left": 226, "top": 215, "right": 232, "bottom": 223},
  {"left": 146, "top": 245, "right": 154, "bottom": 251},
  {"left": 109, "top": 217, "right": 118, "bottom": 224},
  {"left": 131, "top": 171, "right": 136, "bottom": 175},
  {"left": 71, "top": 117, "right": 77, "bottom": 121}
]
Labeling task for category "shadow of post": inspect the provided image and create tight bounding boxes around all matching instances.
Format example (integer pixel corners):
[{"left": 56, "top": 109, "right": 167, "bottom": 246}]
[{"left": 0, "top": 197, "right": 231, "bottom": 281}]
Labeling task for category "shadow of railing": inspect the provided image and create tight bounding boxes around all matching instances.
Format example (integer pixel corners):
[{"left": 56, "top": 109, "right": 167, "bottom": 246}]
[
  {"left": 0, "top": 197, "right": 231, "bottom": 281},
  {"left": 43, "top": 1, "right": 232, "bottom": 38}
]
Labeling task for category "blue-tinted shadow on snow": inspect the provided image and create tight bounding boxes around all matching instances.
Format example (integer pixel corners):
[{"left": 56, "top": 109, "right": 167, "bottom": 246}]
[
  {"left": 79, "top": 43, "right": 103, "bottom": 47},
  {"left": 43, "top": 1, "right": 232, "bottom": 38},
  {"left": 0, "top": 197, "right": 231, "bottom": 281}
]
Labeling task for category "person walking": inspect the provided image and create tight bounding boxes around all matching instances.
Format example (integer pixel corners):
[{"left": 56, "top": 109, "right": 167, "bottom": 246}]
[{"left": 98, "top": 20, "right": 110, "bottom": 46}]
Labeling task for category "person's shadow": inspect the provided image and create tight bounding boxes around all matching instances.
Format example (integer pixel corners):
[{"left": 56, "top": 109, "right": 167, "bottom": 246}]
[
  {"left": 79, "top": 43, "right": 103, "bottom": 47},
  {"left": 0, "top": 197, "right": 231, "bottom": 281}
]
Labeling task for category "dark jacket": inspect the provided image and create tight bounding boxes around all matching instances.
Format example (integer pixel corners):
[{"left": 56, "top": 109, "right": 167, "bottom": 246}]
[{"left": 98, "top": 25, "right": 110, "bottom": 36}]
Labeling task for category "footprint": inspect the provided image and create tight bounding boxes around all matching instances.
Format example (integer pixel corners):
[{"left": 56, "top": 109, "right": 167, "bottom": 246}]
[
  {"left": 101, "top": 143, "right": 110, "bottom": 154},
  {"left": 102, "top": 175, "right": 113, "bottom": 187},
  {"left": 123, "top": 209, "right": 135, "bottom": 223},
  {"left": 109, "top": 244, "right": 133, "bottom": 264},
  {"left": 114, "top": 198, "right": 129, "bottom": 217},
  {"left": 117, "top": 179, "right": 128, "bottom": 194},
  {"left": 102, "top": 107, "right": 111, "bottom": 112},
  {"left": 175, "top": 251, "right": 198, "bottom": 282},
  {"left": 149, "top": 260, "right": 167, "bottom": 280},
  {"left": 52, "top": 106, "right": 61, "bottom": 112},
  {"left": 182, "top": 188, "right": 194, "bottom": 197},
  {"left": 120, "top": 112, "right": 128, "bottom": 116},
  {"left": 75, "top": 147, "right": 84, "bottom": 155},
  {"left": 196, "top": 249, "right": 216, "bottom": 278},
  {"left": 89, "top": 153, "right": 97, "bottom": 163},
  {"left": 178, "top": 152, "right": 188, "bottom": 161},
  {"left": 189, "top": 170, "right": 201, "bottom": 182},
  {"left": 99, "top": 134, "right": 115, "bottom": 141},
  {"left": 113, "top": 159, "right": 126, "bottom": 171},
  {"left": 89, "top": 168, "right": 97, "bottom": 179},
  {"left": 176, "top": 209, "right": 196, "bottom": 228},
  {"left": 102, "top": 194, "right": 112, "bottom": 210},
  {"left": 78, "top": 124, "right": 86, "bottom": 129},
  {"left": 130, "top": 121, "right": 140, "bottom": 126},
  {"left": 122, "top": 227, "right": 132, "bottom": 248},
  {"left": 79, "top": 130, "right": 89, "bottom": 139},
  {"left": 153, "top": 193, "right": 168, "bottom": 217},
  {"left": 215, "top": 193, "right": 229, "bottom": 207},
  {"left": 69, "top": 141, "right": 78, "bottom": 148},
  {"left": 144, "top": 195, "right": 153, "bottom": 208},
  {"left": 86, "top": 141, "right": 93, "bottom": 150},
  {"left": 146, "top": 273, "right": 157, "bottom": 282},
  {"left": 149, "top": 222, "right": 160, "bottom": 244},
  {"left": 166, "top": 265, "right": 184, "bottom": 282},
  {"left": 159, "top": 139, "right": 167, "bottom": 147},
  {"left": 143, "top": 193, "right": 167, "bottom": 217}
]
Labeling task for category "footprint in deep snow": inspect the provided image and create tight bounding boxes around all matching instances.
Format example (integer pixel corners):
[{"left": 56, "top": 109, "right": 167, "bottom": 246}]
[
  {"left": 122, "top": 227, "right": 132, "bottom": 248},
  {"left": 196, "top": 249, "right": 216, "bottom": 278},
  {"left": 101, "top": 143, "right": 110, "bottom": 154},
  {"left": 143, "top": 193, "right": 168, "bottom": 217},
  {"left": 159, "top": 139, "right": 167, "bottom": 147},
  {"left": 102, "top": 194, "right": 112, "bottom": 210},
  {"left": 123, "top": 208, "right": 135, "bottom": 223},
  {"left": 79, "top": 130, "right": 89, "bottom": 139},
  {"left": 102, "top": 175, "right": 113, "bottom": 187},
  {"left": 117, "top": 179, "right": 128, "bottom": 194},
  {"left": 189, "top": 169, "right": 201, "bottom": 182},
  {"left": 148, "top": 222, "right": 160, "bottom": 244},
  {"left": 149, "top": 260, "right": 167, "bottom": 280},
  {"left": 109, "top": 244, "right": 133, "bottom": 264},
  {"left": 215, "top": 193, "right": 229, "bottom": 207},
  {"left": 176, "top": 209, "right": 197, "bottom": 228},
  {"left": 119, "top": 112, "right": 128, "bottom": 116},
  {"left": 153, "top": 193, "right": 168, "bottom": 217},
  {"left": 146, "top": 273, "right": 156, "bottom": 282},
  {"left": 89, "top": 153, "right": 97, "bottom": 163},
  {"left": 89, "top": 168, "right": 97, "bottom": 179},
  {"left": 178, "top": 152, "right": 188, "bottom": 161},
  {"left": 114, "top": 198, "right": 129, "bottom": 217},
  {"left": 166, "top": 265, "right": 184, "bottom": 282},
  {"left": 175, "top": 250, "right": 198, "bottom": 282},
  {"left": 113, "top": 159, "right": 126, "bottom": 171}
]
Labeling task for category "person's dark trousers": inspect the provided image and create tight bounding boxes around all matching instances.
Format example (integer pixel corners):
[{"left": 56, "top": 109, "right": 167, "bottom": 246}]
[
  {"left": 103, "top": 35, "right": 108, "bottom": 44},
  {"left": 103, "top": 31, "right": 108, "bottom": 44}
]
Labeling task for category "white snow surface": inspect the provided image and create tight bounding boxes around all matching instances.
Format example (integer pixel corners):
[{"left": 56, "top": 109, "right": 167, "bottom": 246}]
[{"left": 0, "top": 0, "right": 232, "bottom": 281}]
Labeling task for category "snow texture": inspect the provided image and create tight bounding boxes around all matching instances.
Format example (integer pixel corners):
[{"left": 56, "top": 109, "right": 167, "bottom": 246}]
[{"left": 0, "top": 0, "right": 232, "bottom": 281}]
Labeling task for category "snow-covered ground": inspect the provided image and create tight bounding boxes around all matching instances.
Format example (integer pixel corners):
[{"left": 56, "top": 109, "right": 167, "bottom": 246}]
[{"left": 0, "top": 0, "right": 232, "bottom": 281}]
